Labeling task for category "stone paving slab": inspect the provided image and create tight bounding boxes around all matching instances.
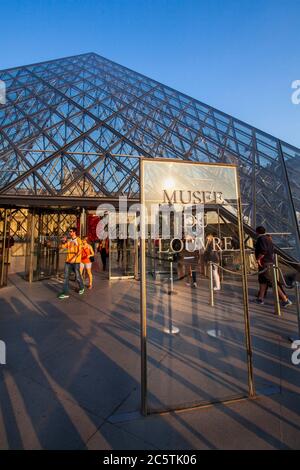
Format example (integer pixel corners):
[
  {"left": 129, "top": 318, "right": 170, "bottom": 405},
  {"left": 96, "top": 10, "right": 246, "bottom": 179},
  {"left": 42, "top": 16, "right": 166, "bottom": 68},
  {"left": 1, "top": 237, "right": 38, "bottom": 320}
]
[
  {"left": 0, "top": 274, "right": 299, "bottom": 449},
  {"left": 0, "top": 370, "right": 104, "bottom": 450},
  {"left": 109, "top": 395, "right": 288, "bottom": 450}
]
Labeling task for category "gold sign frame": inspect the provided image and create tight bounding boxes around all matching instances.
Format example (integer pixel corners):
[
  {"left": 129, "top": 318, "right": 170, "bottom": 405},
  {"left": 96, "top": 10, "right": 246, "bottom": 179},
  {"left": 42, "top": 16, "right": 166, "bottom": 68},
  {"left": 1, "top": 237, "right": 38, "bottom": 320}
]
[{"left": 140, "top": 158, "right": 255, "bottom": 415}]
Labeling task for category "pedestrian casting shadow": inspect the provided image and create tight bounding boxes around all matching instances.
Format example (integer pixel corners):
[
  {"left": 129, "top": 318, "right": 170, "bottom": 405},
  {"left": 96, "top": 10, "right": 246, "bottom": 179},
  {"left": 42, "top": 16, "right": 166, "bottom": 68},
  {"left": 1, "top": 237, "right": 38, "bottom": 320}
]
[
  {"left": 0, "top": 284, "right": 195, "bottom": 449},
  {"left": 1, "top": 273, "right": 299, "bottom": 449}
]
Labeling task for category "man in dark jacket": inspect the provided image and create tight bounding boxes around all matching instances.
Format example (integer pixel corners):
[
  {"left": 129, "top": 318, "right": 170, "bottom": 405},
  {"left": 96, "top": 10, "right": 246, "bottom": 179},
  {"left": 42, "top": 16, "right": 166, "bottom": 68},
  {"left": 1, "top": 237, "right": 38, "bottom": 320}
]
[{"left": 255, "top": 226, "right": 292, "bottom": 307}]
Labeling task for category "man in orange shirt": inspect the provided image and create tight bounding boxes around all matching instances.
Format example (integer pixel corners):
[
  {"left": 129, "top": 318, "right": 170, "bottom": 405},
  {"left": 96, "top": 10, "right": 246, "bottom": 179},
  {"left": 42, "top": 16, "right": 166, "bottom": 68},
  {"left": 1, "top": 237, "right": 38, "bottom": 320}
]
[{"left": 58, "top": 227, "right": 84, "bottom": 299}]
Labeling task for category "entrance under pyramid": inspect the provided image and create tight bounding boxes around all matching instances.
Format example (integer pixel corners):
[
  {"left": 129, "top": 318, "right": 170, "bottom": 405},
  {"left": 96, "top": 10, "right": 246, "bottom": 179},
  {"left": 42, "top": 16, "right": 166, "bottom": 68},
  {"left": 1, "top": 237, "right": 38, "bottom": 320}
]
[{"left": 0, "top": 52, "right": 299, "bottom": 283}]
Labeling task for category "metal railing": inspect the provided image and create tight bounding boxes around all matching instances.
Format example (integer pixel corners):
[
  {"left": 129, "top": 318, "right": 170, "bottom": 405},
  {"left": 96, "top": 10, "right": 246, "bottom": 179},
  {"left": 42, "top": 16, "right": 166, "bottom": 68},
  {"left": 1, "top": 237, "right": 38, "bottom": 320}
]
[{"left": 208, "top": 260, "right": 300, "bottom": 338}]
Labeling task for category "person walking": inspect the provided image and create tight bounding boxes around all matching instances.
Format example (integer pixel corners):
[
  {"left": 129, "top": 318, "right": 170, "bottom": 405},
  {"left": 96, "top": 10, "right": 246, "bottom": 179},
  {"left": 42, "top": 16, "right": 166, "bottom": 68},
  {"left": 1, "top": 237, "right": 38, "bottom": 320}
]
[
  {"left": 183, "top": 237, "right": 200, "bottom": 288},
  {"left": 204, "top": 234, "right": 221, "bottom": 291},
  {"left": 255, "top": 226, "right": 292, "bottom": 307},
  {"left": 80, "top": 236, "right": 94, "bottom": 289},
  {"left": 117, "top": 237, "right": 124, "bottom": 262},
  {"left": 58, "top": 227, "right": 84, "bottom": 299},
  {"left": 98, "top": 237, "right": 109, "bottom": 271}
]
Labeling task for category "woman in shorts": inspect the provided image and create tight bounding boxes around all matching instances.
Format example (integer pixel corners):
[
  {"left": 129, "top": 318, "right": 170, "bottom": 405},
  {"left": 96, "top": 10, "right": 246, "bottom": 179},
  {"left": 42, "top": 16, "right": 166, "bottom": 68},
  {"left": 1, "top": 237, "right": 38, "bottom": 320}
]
[{"left": 80, "top": 236, "right": 95, "bottom": 289}]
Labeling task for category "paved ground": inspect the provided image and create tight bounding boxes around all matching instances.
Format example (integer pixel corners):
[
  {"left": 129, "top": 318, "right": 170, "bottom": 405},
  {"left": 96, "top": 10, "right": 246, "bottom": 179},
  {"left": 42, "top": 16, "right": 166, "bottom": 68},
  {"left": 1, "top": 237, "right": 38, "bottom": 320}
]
[{"left": 0, "top": 264, "right": 299, "bottom": 450}]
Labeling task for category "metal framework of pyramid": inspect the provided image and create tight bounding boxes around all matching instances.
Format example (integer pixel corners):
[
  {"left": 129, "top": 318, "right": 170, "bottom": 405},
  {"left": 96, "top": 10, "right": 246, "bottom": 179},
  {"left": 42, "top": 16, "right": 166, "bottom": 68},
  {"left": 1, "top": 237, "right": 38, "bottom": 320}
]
[{"left": 0, "top": 52, "right": 299, "bottom": 256}]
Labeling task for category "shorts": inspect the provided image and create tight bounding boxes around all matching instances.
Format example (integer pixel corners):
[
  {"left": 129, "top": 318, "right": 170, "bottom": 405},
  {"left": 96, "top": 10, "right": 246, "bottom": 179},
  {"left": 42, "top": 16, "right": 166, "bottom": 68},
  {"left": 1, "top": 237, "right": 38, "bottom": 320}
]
[{"left": 80, "top": 262, "right": 92, "bottom": 270}]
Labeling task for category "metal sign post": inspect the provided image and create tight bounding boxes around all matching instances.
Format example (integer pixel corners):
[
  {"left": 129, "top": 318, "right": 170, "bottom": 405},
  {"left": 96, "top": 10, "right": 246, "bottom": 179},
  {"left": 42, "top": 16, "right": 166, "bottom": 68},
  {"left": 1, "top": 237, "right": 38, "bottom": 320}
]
[
  {"left": 289, "top": 281, "right": 300, "bottom": 343},
  {"left": 296, "top": 282, "right": 300, "bottom": 340}
]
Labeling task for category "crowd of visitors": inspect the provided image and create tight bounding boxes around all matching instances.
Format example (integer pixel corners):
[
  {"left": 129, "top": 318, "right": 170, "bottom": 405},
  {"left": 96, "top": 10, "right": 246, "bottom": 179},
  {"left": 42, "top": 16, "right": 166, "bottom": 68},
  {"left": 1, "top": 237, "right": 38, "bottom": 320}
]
[{"left": 57, "top": 225, "right": 294, "bottom": 310}]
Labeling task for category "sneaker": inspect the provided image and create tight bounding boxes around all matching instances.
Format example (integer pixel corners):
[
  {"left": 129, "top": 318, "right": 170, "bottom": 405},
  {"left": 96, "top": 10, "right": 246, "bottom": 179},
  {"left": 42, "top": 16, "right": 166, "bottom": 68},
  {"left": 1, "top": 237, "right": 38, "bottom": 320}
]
[
  {"left": 282, "top": 299, "right": 292, "bottom": 308},
  {"left": 193, "top": 282, "right": 198, "bottom": 288},
  {"left": 213, "top": 287, "right": 221, "bottom": 291},
  {"left": 185, "top": 282, "right": 191, "bottom": 287},
  {"left": 78, "top": 288, "right": 85, "bottom": 295},
  {"left": 255, "top": 298, "right": 264, "bottom": 305},
  {"left": 58, "top": 293, "right": 69, "bottom": 299}
]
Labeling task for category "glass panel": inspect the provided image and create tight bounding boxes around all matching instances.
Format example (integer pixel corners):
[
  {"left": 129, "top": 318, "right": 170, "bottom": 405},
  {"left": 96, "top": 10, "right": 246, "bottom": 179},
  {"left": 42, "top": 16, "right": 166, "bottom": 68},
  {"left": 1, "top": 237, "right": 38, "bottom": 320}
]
[
  {"left": 0, "top": 209, "right": 11, "bottom": 287},
  {"left": 241, "top": 229, "right": 299, "bottom": 393},
  {"left": 109, "top": 213, "right": 138, "bottom": 279},
  {"left": 282, "top": 144, "right": 300, "bottom": 236},
  {"left": 141, "top": 160, "right": 253, "bottom": 413},
  {"left": 24, "top": 211, "right": 78, "bottom": 282},
  {"left": 254, "top": 146, "right": 300, "bottom": 259}
]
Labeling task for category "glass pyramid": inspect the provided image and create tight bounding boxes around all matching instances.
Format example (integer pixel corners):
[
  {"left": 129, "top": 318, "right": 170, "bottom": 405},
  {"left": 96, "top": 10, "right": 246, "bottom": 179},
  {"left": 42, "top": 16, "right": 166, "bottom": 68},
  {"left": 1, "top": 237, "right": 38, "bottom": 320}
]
[{"left": 0, "top": 52, "right": 299, "bottom": 257}]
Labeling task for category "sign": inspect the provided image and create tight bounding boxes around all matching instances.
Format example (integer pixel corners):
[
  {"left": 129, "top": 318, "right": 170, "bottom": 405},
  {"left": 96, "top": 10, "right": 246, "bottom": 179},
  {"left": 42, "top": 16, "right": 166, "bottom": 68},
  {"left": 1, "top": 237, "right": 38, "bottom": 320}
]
[{"left": 139, "top": 158, "right": 254, "bottom": 415}]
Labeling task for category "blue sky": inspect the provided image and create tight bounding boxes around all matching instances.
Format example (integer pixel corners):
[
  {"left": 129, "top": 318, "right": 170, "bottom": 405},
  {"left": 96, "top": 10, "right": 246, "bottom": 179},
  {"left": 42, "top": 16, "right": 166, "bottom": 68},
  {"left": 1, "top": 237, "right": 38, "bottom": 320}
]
[{"left": 1, "top": 0, "right": 300, "bottom": 147}]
